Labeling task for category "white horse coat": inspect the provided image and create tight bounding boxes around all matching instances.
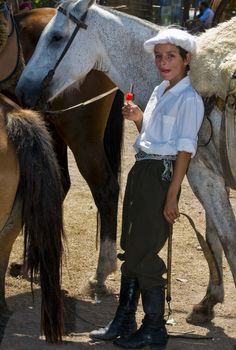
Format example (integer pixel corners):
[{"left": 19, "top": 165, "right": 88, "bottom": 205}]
[{"left": 16, "top": 0, "right": 236, "bottom": 324}]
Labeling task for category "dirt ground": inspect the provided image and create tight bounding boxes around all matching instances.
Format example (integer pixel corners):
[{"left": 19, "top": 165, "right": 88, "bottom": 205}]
[{"left": 2, "top": 121, "right": 236, "bottom": 350}]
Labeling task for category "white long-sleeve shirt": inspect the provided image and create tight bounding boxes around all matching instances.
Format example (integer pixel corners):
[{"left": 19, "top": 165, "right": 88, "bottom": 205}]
[{"left": 134, "top": 76, "right": 204, "bottom": 158}]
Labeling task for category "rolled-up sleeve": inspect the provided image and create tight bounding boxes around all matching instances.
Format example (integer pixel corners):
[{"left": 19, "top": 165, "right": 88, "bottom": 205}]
[{"left": 176, "top": 95, "right": 204, "bottom": 157}]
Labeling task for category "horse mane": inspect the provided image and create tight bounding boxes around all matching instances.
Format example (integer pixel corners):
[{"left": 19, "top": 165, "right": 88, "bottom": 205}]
[
  {"left": 61, "top": 0, "right": 161, "bottom": 33},
  {"left": 104, "top": 6, "right": 160, "bottom": 32},
  {"left": 51, "top": 75, "right": 87, "bottom": 102},
  {"left": 190, "top": 16, "right": 236, "bottom": 99}
]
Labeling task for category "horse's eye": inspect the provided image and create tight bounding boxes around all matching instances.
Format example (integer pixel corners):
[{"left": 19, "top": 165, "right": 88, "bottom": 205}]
[{"left": 52, "top": 35, "right": 62, "bottom": 42}]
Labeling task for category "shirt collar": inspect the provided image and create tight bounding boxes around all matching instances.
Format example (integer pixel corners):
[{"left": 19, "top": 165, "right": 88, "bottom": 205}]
[{"left": 158, "top": 76, "right": 191, "bottom": 97}]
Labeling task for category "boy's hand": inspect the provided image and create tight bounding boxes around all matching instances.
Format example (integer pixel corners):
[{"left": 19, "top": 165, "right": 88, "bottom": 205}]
[
  {"left": 163, "top": 194, "right": 180, "bottom": 224},
  {"left": 122, "top": 103, "right": 143, "bottom": 123}
]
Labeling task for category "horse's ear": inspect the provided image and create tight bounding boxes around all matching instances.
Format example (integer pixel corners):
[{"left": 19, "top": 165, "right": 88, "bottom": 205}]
[{"left": 73, "top": 0, "right": 95, "bottom": 16}]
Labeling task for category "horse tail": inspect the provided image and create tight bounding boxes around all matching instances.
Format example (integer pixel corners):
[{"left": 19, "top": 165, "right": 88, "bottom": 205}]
[
  {"left": 6, "top": 108, "right": 64, "bottom": 343},
  {"left": 103, "top": 89, "right": 124, "bottom": 180}
]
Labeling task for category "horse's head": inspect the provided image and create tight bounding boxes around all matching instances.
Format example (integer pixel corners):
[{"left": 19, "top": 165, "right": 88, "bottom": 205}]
[{"left": 16, "top": 0, "right": 100, "bottom": 107}]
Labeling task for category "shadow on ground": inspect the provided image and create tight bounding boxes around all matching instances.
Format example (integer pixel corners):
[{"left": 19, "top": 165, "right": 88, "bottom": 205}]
[{"left": 1, "top": 290, "right": 236, "bottom": 350}]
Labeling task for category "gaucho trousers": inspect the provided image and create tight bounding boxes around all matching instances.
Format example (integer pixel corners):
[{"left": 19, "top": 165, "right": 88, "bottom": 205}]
[{"left": 120, "top": 159, "right": 173, "bottom": 290}]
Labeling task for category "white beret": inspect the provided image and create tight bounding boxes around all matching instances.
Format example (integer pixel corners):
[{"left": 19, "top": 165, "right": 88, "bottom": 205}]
[{"left": 144, "top": 28, "right": 196, "bottom": 54}]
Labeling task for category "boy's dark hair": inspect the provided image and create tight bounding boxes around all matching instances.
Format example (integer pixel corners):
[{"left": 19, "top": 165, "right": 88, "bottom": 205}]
[
  {"left": 177, "top": 46, "right": 190, "bottom": 71},
  {"left": 177, "top": 46, "right": 188, "bottom": 59}
]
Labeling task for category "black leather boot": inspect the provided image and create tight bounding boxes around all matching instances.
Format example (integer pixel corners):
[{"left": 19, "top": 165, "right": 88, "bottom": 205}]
[
  {"left": 89, "top": 276, "right": 140, "bottom": 340},
  {"left": 113, "top": 286, "right": 168, "bottom": 348}
]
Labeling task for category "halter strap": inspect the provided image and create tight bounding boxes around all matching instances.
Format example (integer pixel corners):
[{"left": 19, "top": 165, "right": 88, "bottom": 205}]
[{"left": 58, "top": 6, "right": 88, "bottom": 29}]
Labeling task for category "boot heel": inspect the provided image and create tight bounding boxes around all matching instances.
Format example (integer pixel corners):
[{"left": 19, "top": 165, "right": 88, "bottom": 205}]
[
  {"left": 89, "top": 276, "right": 140, "bottom": 340},
  {"left": 113, "top": 287, "right": 168, "bottom": 348}
]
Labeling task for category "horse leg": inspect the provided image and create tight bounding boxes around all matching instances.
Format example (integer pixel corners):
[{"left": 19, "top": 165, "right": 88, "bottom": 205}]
[
  {"left": 187, "top": 157, "right": 236, "bottom": 323},
  {"left": 0, "top": 116, "right": 20, "bottom": 316},
  {"left": 186, "top": 214, "right": 224, "bottom": 324},
  {"left": 90, "top": 169, "right": 119, "bottom": 291},
  {"left": 0, "top": 201, "right": 22, "bottom": 317},
  {"left": 50, "top": 72, "right": 122, "bottom": 294},
  {"left": 46, "top": 120, "right": 70, "bottom": 197},
  {"left": 88, "top": 90, "right": 123, "bottom": 292},
  {"left": 73, "top": 145, "right": 119, "bottom": 293}
]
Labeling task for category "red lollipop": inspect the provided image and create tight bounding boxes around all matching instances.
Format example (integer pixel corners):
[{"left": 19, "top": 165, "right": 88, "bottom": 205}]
[{"left": 125, "top": 92, "right": 134, "bottom": 102}]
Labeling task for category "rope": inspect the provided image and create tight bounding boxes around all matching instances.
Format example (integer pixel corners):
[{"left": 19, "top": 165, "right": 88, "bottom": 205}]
[
  {"left": 166, "top": 224, "right": 173, "bottom": 318},
  {"left": 169, "top": 332, "right": 214, "bottom": 340},
  {"left": 43, "top": 87, "right": 119, "bottom": 115},
  {"left": 165, "top": 210, "right": 222, "bottom": 322}
]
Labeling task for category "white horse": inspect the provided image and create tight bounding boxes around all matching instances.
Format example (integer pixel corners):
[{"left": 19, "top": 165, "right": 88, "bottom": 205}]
[{"left": 16, "top": 0, "right": 236, "bottom": 325}]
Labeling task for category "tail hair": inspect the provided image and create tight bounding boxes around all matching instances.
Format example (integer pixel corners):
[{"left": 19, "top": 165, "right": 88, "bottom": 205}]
[{"left": 6, "top": 108, "right": 65, "bottom": 343}]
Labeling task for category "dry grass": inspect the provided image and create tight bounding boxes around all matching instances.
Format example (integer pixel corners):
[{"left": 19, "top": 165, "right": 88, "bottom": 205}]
[{"left": 2, "top": 121, "right": 236, "bottom": 350}]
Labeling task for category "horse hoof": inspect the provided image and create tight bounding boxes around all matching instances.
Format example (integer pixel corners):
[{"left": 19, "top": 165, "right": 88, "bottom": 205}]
[
  {"left": 186, "top": 304, "right": 215, "bottom": 325},
  {"left": 81, "top": 277, "right": 112, "bottom": 297},
  {"left": 0, "top": 304, "right": 12, "bottom": 322},
  {"left": 8, "top": 262, "right": 25, "bottom": 277}
]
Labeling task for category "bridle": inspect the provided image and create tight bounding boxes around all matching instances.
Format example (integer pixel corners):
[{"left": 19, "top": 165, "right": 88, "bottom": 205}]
[
  {"left": 41, "top": 6, "right": 88, "bottom": 90},
  {"left": 37, "top": 5, "right": 93, "bottom": 111},
  {"left": 0, "top": 1, "right": 22, "bottom": 84},
  {"left": 39, "top": 6, "right": 119, "bottom": 114}
]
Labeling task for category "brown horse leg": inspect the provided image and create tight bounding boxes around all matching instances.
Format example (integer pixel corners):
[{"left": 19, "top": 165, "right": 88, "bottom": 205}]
[
  {"left": 0, "top": 201, "right": 22, "bottom": 316},
  {"left": 46, "top": 120, "right": 70, "bottom": 197},
  {"left": 186, "top": 215, "right": 224, "bottom": 324},
  {"left": 49, "top": 71, "right": 121, "bottom": 294},
  {"left": 0, "top": 116, "right": 21, "bottom": 314},
  {"left": 73, "top": 144, "right": 119, "bottom": 294},
  {"left": 0, "top": 251, "right": 11, "bottom": 316},
  {"left": 91, "top": 171, "right": 119, "bottom": 292}
]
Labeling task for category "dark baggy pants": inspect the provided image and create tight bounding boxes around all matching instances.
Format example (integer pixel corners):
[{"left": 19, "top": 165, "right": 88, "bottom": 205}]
[{"left": 120, "top": 159, "right": 172, "bottom": 290}]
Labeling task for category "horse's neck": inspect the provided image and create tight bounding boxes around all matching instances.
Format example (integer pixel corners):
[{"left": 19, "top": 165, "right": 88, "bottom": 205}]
[{"left": 93, "top": 7, "right": 162, "bottom": 109}]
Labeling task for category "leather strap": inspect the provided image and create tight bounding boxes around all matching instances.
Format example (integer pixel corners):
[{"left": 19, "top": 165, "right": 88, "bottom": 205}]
[{"left": 0, "top": 13, "right": 20, "bottom": 83}]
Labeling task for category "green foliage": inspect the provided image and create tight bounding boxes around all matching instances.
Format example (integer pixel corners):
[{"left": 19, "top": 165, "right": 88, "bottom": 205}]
[
  {"left": 32, "top": 0, "right": 56, "bottom": 8},
  {"left": 33, "top": 0, "right": 43, "bottom": 7}
]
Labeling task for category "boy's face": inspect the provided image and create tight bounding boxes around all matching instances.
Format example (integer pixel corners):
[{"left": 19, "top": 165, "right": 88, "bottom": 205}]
[{"left": 154, "top": 43, "right": 191, "bottom": 87}]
